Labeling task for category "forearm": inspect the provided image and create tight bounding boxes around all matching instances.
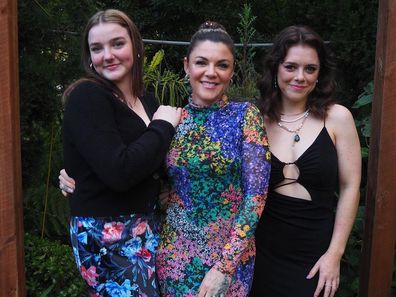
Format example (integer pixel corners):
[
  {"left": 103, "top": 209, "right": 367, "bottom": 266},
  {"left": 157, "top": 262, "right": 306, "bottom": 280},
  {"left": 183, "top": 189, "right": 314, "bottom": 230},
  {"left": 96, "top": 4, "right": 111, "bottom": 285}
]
[
  {"left": 326, "top": 185, "right": 360, "bottom": 258},
  {"left": 214, "top": 193, "right": 266, "bottom": 275}
]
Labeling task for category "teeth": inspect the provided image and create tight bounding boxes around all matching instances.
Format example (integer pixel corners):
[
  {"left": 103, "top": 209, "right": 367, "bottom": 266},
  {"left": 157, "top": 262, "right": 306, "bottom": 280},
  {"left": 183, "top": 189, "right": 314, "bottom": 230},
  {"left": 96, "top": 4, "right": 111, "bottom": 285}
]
[{"left": 202, "top": 81, "right": 217, "bottom": 87}]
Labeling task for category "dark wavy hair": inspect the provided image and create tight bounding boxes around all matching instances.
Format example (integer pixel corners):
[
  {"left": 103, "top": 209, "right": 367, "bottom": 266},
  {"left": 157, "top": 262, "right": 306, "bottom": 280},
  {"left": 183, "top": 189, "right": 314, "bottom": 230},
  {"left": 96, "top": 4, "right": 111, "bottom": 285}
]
[
  {"left": 186, "top": 21, "right": 235, "bottom": 61},
  {"left": 257, "top": 25, "right": 337, "bottom": 122},
  {"left": 63, "top": 9, "right": 144, "bottom": 102}
]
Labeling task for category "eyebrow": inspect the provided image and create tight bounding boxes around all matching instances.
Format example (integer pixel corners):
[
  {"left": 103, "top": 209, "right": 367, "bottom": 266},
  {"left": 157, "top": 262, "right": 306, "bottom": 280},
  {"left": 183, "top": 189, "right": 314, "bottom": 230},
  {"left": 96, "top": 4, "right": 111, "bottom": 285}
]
[
  {"left": 89, "top": 36, "right": 126, "bottom": 46},
  {"left": 194, "top": 56, "right": 232, "bottom": 63},
  {"left": 283, "top": 61, "right": 319, "bottom": 67}
]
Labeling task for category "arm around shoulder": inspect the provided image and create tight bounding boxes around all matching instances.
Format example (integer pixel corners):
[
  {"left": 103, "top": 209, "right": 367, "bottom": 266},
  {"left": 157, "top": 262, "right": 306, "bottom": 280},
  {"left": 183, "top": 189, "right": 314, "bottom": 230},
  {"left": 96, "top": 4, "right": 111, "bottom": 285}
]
[{"left": 63, "top": 81, "right": 175, "bottom": 191}]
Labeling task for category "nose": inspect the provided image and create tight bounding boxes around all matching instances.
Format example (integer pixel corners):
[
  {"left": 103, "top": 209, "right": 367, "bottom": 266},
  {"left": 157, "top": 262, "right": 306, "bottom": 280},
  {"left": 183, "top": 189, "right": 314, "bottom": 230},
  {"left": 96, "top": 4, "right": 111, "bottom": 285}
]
[
  {"left": 205, "top": 64, "right": 216, "bottom": 77},
  {"left": 103, "top": 47, "right": 114, "bottom": 60},
  {"left": 295, "top": 67, "right": 305, "bottom": 82}
]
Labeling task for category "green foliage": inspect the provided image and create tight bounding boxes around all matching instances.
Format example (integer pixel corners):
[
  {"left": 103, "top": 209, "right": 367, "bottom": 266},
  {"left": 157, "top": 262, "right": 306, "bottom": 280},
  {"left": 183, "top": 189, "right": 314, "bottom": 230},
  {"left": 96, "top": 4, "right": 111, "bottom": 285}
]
[
  {"left": 24, "top": 183, "right": 70, "bottom": 239},
  {"left": 352, "top": 81, "right": 373, "bottom": 157},
  {"left": 144, "top": 49, "right": 189, "bottom": 106},
  {"left": 339, "top": 207, "right": 364, "bottom": 297},
  {"left": 22, "top": 118, "right": 69, "bottom": 240},
  {"left": 228, "top": 3, "right": 260, "bottom": 101},
  {"left": 24, "top": 233, "right": 85, "bottom": 296}
]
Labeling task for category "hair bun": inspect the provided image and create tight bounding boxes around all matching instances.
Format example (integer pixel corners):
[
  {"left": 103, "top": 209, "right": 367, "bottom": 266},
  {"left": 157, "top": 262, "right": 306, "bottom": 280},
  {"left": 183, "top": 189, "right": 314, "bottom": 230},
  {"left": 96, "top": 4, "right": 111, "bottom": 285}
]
[{"left": 199, "top": 21, "right": 227, "bottom": 33}]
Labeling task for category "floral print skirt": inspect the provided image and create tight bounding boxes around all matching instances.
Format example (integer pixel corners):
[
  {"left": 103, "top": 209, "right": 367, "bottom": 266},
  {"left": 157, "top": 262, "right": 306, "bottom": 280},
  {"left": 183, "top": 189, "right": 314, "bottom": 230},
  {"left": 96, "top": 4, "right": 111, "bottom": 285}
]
[{"left": 70, "top": 213, "right": 160, "bottom": 297}]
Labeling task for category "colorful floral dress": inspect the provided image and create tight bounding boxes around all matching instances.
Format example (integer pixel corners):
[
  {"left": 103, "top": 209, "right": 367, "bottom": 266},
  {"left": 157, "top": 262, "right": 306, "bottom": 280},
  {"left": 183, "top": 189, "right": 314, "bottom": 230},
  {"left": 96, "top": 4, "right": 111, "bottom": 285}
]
[{"left": 156, "top": 96, "right": 271, "bottom": 296}]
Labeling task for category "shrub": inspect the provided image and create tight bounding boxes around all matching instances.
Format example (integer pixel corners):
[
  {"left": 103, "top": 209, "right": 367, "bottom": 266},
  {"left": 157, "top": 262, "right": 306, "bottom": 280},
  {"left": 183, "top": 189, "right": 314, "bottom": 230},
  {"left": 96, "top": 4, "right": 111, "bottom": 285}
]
[{"left": 24, "top": 233, "right": 85, "bottom": 297}]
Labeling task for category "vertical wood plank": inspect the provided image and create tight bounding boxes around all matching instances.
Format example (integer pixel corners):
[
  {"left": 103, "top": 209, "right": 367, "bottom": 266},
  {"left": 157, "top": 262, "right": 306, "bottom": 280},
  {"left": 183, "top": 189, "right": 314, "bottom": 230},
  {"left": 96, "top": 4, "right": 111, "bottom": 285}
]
[
  {"left": 358, "top": 0, "right": 396, "bottom": 296},
  {"left": 0, "top": 0, "right": 25, "bottom": 296}
]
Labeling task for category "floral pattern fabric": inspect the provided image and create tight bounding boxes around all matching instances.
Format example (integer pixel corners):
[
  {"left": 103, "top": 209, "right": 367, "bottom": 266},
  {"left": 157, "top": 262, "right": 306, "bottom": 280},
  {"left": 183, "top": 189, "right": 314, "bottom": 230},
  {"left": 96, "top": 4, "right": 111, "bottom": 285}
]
[
  {"left": 157, "top": 97, "right": 271, "bottom": 296},
  {"left": 70, "top": 213, "right": 160, "bottom": 297}
]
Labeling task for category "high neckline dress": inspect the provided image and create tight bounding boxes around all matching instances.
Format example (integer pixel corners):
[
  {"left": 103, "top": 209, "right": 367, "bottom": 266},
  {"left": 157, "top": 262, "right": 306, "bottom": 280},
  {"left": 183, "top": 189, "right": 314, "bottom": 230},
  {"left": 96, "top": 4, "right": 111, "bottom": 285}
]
[{"left": 156, "top": 96, "right": 271, "bottom": 297}]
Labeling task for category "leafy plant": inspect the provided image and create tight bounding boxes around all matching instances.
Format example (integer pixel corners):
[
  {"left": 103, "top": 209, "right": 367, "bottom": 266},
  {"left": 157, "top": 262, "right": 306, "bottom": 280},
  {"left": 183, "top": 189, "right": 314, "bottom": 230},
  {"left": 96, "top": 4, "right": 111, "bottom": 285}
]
[
  {"left": 228, "top": 3, "right": 260, "bottom": 101},
  {"left": 352, "top": 81, "right": 373, "bottom": 158},
  {"left": 339, "top": 206, "right": 365, "bottom": 297},
  {"left": 22, "top": 119, "right": 69, "bottom": 240},
  {"left": 144, "top": 49, "right": 189, "bottom": 107},
  {"left": 24, "top": 233, "right": 86, "bottom": 297}
]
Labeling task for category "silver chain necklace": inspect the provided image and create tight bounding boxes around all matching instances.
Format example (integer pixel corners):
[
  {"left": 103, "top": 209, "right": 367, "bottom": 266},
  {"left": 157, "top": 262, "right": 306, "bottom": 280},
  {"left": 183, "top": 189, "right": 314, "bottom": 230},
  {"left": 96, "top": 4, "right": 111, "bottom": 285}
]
[
  {"left": 278, "top": 110, "right": 310, "bottom": 145},
  {"left": 280, "top": 109, "right": 310, "bottom": 123}
]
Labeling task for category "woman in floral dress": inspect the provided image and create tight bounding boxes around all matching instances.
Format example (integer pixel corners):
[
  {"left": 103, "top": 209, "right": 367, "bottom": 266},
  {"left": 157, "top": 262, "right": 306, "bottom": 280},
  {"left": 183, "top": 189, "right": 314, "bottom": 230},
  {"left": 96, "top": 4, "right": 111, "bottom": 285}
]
[{"left": 156, "top": 21, "right": 271, "bottom": 297}]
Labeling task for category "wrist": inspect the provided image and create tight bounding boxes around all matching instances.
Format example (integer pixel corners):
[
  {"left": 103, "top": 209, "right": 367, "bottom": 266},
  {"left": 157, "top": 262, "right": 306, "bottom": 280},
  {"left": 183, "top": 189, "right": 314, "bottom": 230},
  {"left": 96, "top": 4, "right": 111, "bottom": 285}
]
[{"left": 326, "top": 246, "right": 345, "bottom": 260}]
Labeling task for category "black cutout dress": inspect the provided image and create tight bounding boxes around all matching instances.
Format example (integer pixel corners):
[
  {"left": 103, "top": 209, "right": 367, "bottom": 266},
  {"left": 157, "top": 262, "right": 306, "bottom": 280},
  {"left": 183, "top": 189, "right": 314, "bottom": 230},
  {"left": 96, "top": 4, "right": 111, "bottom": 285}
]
[{"left": 250, "top": 127, "right": 338, "bottom": 297}]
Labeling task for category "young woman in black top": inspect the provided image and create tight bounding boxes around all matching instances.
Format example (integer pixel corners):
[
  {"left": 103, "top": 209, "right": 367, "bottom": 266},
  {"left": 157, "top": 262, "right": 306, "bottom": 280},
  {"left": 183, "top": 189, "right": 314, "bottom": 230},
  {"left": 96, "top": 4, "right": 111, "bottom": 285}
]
[{"left": 61, "top": 9, "right": 181, "bottom": 296}]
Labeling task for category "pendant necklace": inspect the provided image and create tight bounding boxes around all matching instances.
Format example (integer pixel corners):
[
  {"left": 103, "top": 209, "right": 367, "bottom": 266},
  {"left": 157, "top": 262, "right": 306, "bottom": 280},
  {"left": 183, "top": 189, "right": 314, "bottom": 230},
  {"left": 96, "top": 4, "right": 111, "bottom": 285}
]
[{"left": 278, "top": 110, "right": 310, "bottom": 146}]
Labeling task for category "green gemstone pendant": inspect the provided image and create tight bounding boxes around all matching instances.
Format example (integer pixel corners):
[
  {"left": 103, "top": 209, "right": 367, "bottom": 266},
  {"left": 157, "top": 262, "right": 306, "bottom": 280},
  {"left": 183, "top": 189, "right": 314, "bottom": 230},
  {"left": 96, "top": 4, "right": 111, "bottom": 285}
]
[{"left": 294, "top": 134, "right": 300, "bottom": 142}]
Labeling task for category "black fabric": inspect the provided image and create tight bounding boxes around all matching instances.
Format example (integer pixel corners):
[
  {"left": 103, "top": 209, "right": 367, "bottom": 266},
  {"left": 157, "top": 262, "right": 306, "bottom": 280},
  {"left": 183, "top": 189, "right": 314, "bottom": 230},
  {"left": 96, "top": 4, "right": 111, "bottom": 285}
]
[
  {"left": 62, "top": 81, "right": 175, "bottom": 216},
  {"left": 251, "top": 128, "right": 338, "bottom": 297},
  {"left": 269, "top": 127, "right": 338, "bottom": 210}
]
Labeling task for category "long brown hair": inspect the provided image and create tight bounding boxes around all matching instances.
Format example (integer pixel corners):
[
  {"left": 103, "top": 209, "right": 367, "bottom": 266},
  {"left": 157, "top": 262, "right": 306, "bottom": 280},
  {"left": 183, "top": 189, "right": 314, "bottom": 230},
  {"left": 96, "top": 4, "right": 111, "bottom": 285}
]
[
  {"left": 257, "top": 25, "right": 337, "bottom": 122},
  {"left": 63, "top": 9, "right": 144, "bottom": 103}
]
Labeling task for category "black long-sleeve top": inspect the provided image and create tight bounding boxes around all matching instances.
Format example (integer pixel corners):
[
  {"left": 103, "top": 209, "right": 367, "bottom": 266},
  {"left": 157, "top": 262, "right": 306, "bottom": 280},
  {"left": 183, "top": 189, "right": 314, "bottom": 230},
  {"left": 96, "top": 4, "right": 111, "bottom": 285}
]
[{"left": 62, "top": 81, "right": 175, "bottom": 216}]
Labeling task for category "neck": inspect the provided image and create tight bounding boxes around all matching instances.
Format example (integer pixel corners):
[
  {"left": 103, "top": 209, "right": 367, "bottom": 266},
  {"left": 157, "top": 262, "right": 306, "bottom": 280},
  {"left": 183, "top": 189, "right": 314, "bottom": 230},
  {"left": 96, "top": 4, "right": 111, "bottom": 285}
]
[
  {"left": 191, "top": 94, "right": 223, "bottom": 108},
  {"left": 280, "top": 101, "right": 307, "bottom": 116},
  {"left": 116, "top": 79, "right": 134, "bottom": 101}
]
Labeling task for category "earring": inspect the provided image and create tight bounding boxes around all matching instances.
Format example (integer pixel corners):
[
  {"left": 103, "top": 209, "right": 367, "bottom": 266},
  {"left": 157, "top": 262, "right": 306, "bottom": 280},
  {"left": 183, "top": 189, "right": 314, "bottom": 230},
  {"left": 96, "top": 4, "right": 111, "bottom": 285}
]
[
  {"left": 274, "top": 76, "right": 278, "bottom": 89},
  {"left": 184, "top": 73, "right": 190, "bottom": 82},
  {"left": 137, "top": 53, "right": 141, "bottom": 58},
  {"left": 88, "top": 58, "right": 94, "bottom": 70}
]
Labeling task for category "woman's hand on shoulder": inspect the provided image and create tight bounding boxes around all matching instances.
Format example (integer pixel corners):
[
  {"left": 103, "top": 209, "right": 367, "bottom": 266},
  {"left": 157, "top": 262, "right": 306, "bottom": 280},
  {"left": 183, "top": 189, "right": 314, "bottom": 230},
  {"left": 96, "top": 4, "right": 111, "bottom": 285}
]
[{"left": 152, "top": 105, "right": 182, "bottom": 128}]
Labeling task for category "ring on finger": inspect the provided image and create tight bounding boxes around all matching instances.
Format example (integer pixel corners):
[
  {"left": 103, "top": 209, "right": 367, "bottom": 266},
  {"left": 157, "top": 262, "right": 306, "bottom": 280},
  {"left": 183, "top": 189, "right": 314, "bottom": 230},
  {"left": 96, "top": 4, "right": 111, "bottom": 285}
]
[{"left": 60, "top": 184, "right": 70, "bottom": 192}]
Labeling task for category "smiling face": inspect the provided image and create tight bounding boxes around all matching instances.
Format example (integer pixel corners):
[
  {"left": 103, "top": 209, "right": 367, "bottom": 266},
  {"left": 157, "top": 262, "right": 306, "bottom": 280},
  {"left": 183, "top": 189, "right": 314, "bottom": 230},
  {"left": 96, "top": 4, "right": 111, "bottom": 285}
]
[
  {"left": 88, "top": 22, "right": 134, "bottom": 88},
  {"left": 277, "top": 44, "right": 320, "bottom": 106},
  {"left": 184, "top": 40, "right": 235, "bottom": 106}
]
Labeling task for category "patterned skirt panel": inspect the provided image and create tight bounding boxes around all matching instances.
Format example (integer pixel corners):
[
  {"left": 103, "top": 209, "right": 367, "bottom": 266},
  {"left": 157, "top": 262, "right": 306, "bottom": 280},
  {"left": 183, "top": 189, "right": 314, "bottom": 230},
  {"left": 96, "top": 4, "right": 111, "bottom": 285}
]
[{"left": 70, "top": 213, "right": 160, "bottom": 297}]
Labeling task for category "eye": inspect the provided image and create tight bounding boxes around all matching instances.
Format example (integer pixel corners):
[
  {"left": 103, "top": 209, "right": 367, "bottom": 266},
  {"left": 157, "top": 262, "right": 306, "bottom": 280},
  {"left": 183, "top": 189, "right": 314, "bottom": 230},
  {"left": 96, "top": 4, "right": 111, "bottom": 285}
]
[
  {"left": 195, "top": 60, "right": 207, "bottom": 66},
  {"left": 90, "top": 46, "right": 102, "bottom": 53},
  {"left": 305, "top": 65, "right": 318, "bottom": 74},
  {"left": 113, "top": 41, "right": 125, "bottom": 49},
  {"left": 218, "top": 63, "right": 230, "bottom": 69},
  {"left": 283, "top": 64, "right": 296, "bottom": 71}
]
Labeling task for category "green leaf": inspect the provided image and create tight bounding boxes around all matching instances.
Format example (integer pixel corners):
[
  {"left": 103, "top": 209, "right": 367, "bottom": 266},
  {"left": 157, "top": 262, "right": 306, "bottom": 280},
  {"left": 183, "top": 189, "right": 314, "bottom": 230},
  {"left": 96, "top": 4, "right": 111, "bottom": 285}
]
[
  {"left": 361, "top": 147, "right": 369, "bottom": 158},
  {"left": 352, "top": 94, "right": 372, "bottom": 108},
  {"left": 39, "top": 283, "right": 56, "bottom": 297}
]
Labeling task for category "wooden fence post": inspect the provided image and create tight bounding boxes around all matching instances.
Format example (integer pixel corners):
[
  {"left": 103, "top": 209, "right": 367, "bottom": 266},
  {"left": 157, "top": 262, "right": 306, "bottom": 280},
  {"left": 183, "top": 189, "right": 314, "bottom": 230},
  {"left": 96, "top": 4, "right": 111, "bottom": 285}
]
[
  {"left": 358, "top": 0, "right": 396, "bottom": 296},
  {"left": 0, "top": 0, "right": 26, "bottom": 296}
]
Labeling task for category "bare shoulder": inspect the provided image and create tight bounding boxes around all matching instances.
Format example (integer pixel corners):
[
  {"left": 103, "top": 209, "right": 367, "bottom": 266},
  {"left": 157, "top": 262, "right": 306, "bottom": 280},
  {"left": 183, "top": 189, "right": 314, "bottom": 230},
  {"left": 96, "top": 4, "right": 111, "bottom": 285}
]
[
  {"left": 326, "top": 104, "right": 354, "bottom": 124},
  {"left": 326, "top": 104, "right": 357, "bottom": 141}
]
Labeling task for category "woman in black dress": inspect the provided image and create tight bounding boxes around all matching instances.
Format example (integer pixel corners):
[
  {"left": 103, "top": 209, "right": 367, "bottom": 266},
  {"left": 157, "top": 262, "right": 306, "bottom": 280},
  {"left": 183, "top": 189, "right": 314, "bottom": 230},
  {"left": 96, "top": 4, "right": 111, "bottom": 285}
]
[{"left": 251, "top": 26, "right": 361, "bottom": 297}]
